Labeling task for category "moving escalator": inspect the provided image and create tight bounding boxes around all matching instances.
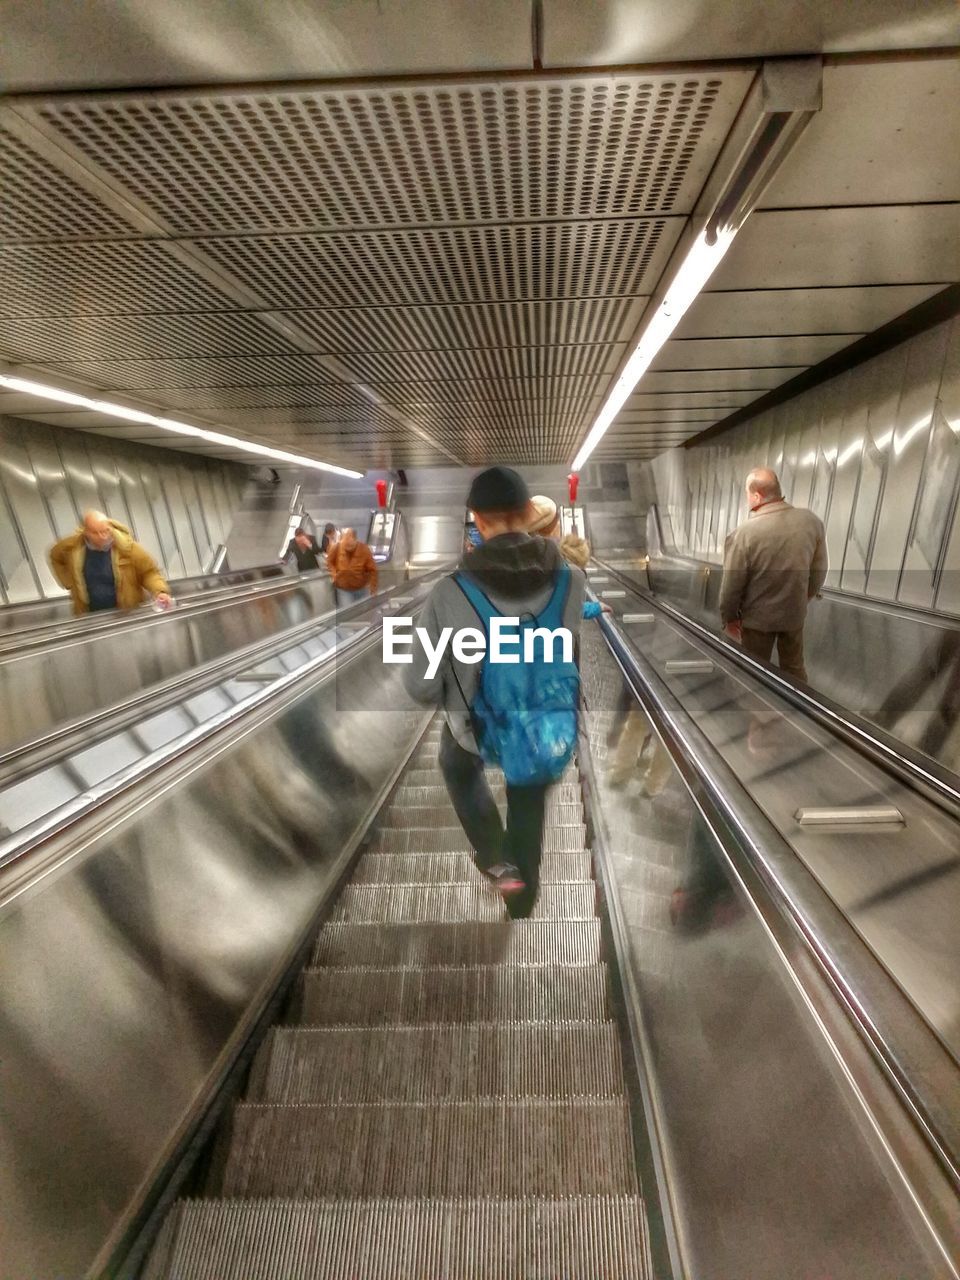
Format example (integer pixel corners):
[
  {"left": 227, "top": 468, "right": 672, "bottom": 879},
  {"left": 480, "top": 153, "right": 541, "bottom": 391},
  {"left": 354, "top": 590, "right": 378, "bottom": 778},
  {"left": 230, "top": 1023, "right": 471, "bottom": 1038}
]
[
  {"left": 0, "top": 560, "right": 286, "bottom": 641},
  {"left": 1, "top": 587, "right": 957, "bottom": 1279}
]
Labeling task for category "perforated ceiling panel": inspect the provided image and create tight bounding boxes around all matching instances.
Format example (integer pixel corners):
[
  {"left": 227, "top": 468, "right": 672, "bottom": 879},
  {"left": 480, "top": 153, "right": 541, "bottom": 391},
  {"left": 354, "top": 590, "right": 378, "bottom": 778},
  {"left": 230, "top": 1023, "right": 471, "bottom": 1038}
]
[
  {"left": 0, "top": 66, "right": 758, "bottom": 465},
  {"left": 45, "top": 353, "right": 348, "bottom": 391},
  {"left": 34, "top": 77, "right": 743, "bottom": 232},
  {"left": 192, "top": 219, "right": 678, "bottom": 309},
  {"left": 284, "top": 297, "right": 647, "bottom": 354},
  {"left": 0, "top": 312, "right": 301, "bottom": 364},
  {"left": 0, "top": 125, "right": 133, "bottom": 242},
  {"left": 0, "top": 240, "right": 238, "bottom": 317}
]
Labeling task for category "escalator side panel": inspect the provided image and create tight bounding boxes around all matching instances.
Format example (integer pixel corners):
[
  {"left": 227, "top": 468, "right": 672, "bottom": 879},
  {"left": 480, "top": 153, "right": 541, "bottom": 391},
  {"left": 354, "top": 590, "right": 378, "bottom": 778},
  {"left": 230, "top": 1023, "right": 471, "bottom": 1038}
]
[{"left": 0, "top": 639, "right": 424, "bottom": 1280}]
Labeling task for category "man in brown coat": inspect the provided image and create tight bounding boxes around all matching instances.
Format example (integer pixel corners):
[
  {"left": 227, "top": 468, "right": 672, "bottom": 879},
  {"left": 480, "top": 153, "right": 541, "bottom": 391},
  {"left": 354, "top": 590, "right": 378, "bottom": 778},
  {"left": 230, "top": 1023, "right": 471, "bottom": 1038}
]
[
  {"left": 50, "top": 509, "right": 171, "bottom": 615},
  {"left": 719, "top": 468, "right": 827, "bottom": 682},
  {"left": 326, "top": 527, "right": 377, "bottom": 607}
]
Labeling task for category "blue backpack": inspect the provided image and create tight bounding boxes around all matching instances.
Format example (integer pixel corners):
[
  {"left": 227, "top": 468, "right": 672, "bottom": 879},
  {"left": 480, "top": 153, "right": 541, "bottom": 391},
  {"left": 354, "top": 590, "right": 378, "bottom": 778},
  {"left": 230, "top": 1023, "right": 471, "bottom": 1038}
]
[{"left": 454, "top": 564, "right": 580, "bottom": 786}]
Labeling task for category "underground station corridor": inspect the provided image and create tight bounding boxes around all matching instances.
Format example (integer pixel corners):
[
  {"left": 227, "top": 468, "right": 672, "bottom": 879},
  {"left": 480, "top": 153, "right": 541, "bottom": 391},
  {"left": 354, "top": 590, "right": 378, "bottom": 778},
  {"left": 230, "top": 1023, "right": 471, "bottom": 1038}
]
[{"left": 0, "top": 4, "right": 958, "bottom": 1277}]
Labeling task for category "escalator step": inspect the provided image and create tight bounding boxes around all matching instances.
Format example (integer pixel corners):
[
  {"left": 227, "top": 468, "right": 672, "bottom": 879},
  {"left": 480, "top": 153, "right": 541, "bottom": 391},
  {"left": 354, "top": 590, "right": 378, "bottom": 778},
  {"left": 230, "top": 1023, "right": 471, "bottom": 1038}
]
[
  {"left": 146, "top": 1195, "right": 648, "bottom": 1280},
  {"left": 313, "top": 920, "right": 601, "bottom": 968},
  {"left": 289, "top": 963, "right": 609, "bottom": 1026},
  {"left": 222, "top": 1099, "right": 639, "bottom": 1197},
  {"left": 251, "top": 1023, "right": 624, "bottom": 1104},
  {"left": 378, "top": 803, "right": 584, "bottom": 829},
  {"left": 402, "top": 764, "right": 579, "bottom": 787},
  {"left": 331, "top": 882, "right": 595, "bottom": 923},
  {"left": 353, "top": 850, "right": 592, "bottom": 884},
  {"left": 370, "top": 824, "right": 587, "bottom": 854},
  {"left": 393, "top": 782, "right": 582, "bottom": 807}
]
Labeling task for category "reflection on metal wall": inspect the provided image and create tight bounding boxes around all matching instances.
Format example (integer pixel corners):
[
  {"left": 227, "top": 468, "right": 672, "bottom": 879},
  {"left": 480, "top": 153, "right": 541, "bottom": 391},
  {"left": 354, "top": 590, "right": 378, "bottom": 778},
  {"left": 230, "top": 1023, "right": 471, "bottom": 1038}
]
[
  {"left": 0, "top": 414, "right": 250, "bottom": 604},
  {"left": 652, "top": 317, "right": 960, "bottom": 616}
]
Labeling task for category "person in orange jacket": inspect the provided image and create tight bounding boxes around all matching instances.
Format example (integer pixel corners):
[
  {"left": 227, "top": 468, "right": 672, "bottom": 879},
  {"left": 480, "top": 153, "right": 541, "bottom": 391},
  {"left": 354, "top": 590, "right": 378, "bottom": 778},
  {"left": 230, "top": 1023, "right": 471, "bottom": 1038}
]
[{"left": 326, "top": 527, "right": 377, "bottom": 607}]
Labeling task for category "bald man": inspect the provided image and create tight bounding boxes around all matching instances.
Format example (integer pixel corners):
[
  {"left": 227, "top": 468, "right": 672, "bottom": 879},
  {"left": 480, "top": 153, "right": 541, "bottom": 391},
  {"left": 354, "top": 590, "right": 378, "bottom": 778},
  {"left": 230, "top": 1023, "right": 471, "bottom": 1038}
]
[
  {"left": 719, "top": 468, "right": 827, "bottom": 682},
  {"left": 50, "top": 510, "right": 171, "bottom": 615}
]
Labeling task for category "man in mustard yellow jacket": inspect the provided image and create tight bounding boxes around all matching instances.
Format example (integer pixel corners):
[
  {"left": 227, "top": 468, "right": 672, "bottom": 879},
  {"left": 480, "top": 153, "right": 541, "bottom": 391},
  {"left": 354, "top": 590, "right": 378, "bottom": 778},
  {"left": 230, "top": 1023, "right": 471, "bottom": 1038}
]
[{"left": 49, "top": 510, "right": 171, "bottom": 615}]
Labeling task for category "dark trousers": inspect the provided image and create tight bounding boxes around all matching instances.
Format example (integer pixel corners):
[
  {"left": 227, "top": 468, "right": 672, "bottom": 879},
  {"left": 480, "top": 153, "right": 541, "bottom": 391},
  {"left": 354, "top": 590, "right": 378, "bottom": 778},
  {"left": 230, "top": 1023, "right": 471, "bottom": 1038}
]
[
  {"left": 741, "top": 625, "right": 807, "bottom": 683},
  {"left": 439, "top": 723, "right": 547, "bottom": 918}
]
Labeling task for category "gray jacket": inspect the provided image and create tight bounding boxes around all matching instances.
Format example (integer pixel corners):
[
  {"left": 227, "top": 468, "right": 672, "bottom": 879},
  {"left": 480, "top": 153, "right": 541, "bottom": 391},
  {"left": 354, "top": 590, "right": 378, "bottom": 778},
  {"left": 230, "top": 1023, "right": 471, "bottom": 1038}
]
[
  {"left": 720, "top": 500, "right": 827, "bottom": 632},
  {"left": 403, "top": 533, "right": 585, "bottom": 753}
]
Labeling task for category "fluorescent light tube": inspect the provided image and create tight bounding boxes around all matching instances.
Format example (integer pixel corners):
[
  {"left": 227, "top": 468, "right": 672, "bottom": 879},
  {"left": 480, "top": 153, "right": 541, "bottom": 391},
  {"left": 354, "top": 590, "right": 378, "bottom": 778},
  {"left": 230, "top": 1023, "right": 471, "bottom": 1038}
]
[
  {"left": 572, "top": 227, "right": 735, "bottom": 471},
  {"left": 0, "top": 375, "right": 364, "bottom": 479}
]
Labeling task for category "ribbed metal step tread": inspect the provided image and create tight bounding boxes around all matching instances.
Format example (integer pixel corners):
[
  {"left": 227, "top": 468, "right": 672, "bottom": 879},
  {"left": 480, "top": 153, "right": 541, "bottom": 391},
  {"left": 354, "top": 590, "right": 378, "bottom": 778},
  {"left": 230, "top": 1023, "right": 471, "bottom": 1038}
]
[
  {"left": 353, "top": 851, "right": 592, "bottom": 884},
  {"left": 379, "top": 803, "right": 584, "bottom": 829},
  {"left": 253, "top": 1023, "right": 624, "bottom": 1104},
  {"left": 331, "top": 882, "right": 595, "bottom": 923},
  {"left": 313, "top": 920, "right": 602, "bottom": 968},
  {"left": 370, "top": 825, "right": 587, "bottom": 854},
  {"left": 402, "top": 762, "right": 580, "bottom": 783},
  {"left": 223, "top": 1100, "right": 639, "bottom": 1197},
  {"left": 393, "top": 782, "right": 582, "bottom": 807},
  {"left": 289, "top": 963, "right": 609, "bottom": 1025},
  {"left": 145, "top": 1196, "right": 647, "bottom": 1280}
]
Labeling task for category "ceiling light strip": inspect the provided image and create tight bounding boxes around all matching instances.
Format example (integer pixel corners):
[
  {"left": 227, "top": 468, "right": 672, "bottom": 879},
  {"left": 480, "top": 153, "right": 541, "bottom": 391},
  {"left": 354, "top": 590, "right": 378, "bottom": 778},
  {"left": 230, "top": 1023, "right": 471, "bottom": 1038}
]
[
  {"left": 0, "top": 375, "right": 364, "bottom": 478},
  {"left": 572, "top": 227, "right": 736, "bottom": 470},
  {"left": 571, "top": 59, "right": 821, "bottom": 471}
]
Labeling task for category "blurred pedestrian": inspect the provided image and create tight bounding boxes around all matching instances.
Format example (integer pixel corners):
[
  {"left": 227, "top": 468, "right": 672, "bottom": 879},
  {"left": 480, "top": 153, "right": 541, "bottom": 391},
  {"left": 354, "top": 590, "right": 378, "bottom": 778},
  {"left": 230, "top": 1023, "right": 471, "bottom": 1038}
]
[
  {"left": 283, "top": 526, "right": 324, "bottom": 572},
  {"left": 720, "top": 467, "right": 827, "bottom": 682},
  {"left": 49, "top": 510, "right": 170, "bottom": 615},
  {"left": 327, "top": 527, "right": 377, "bottom": 606}
]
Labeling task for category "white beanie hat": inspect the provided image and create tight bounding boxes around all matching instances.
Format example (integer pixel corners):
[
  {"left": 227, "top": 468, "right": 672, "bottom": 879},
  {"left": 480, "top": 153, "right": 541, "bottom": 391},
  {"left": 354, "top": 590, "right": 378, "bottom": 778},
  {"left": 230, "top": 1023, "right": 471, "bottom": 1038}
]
[{"left": 527, "top": 494, "right": 559, "bottom": 534}]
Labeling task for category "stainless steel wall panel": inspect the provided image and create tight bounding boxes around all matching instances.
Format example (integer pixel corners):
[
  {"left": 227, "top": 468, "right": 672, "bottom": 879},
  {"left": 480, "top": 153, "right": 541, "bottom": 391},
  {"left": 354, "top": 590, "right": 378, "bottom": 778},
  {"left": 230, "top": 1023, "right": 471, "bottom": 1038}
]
[
  {"left": 820, "top": 370, "right": 862, "bottom": 587},
  {"left": 55, "top": 432, "right": 105, "bottom": 516},
  {"left": 178, "top": 465, "right": 214, "bottom": 570},
  {"left": 0, "top": 419, "right": 248, "bottom": 606},
  {"left": 841, "top": 346, "right": 908, "bottom": 596},
  {"left": 88, "top": 442, "right": 135, "bottom": 533},
  {"left": 653, "top": 320, "right": 960, "bottom": 620},
  {"left": 867, "top": 325, "right": 949, "bottom": 600},
  {"left": 160, "top": 463, "right": 202, "bottom": 577},
  {"left": 933, "top": 318, "right": 960, "bottom": 616},
  {"left": 137, "top": 461, "right": 185, "bottom": 581},
  {"left": 900, "top": 319, "right": 960, "bottom": 610},
  {"left": 113, "top": 444, "right": 163, "bottom": 559},
  {"left": 23, "top": 422, "right": 79, "bottom": 541},
  {"left": 0, "top": 482, "right": 35, "bottom": 603},
  {"left": 0, "top": 420, "right": 59, "bottom": 597}
]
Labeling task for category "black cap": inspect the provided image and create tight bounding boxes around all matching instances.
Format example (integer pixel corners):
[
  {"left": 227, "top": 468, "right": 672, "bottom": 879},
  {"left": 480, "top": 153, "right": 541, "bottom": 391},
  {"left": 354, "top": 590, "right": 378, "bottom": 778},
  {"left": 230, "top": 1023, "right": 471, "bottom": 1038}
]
[{"left": 467, "top": 466, "right": 530, "bottom": 514}]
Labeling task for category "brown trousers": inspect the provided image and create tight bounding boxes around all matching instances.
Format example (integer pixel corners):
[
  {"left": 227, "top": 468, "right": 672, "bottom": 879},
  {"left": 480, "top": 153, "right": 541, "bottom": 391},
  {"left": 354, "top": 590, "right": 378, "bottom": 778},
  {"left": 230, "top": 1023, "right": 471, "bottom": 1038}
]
[{"left": 740, "top": 626, "right": 807, "bottom": 683}]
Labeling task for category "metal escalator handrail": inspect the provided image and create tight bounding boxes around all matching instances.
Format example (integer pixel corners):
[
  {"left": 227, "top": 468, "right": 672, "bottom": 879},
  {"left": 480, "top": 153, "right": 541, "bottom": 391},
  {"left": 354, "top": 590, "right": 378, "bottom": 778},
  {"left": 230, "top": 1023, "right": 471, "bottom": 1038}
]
[
  {"left": 0, "top": 560, "right": 285, "bottom": 631},
  {"left": 597, "top": 611, "right": 960, "bottom": 1220},
  {"left": 0, "top": 565, "right": 336, "bottom": 659},
  {"left": 597, "top": 558, "right": 960, "bottom": 822},
  {"left": 0, "top": 574, "right": 439, "bottom": 787},
  {"left": 0, "top": 560, "right": 286, "bottom": 638},
  {"left": 0, "top": 578, "right": 435, "bottom": 882}
]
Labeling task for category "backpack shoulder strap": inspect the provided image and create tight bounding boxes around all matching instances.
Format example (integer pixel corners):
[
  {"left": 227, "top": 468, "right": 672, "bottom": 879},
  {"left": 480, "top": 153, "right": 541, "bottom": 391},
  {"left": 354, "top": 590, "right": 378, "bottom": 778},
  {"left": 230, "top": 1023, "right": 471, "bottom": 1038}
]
[
  {"left": 453, "top": 571, "right": 497, "bottom": 631},
  {"left": 538, "top": 562, "right": 572, "bottom": 629}
]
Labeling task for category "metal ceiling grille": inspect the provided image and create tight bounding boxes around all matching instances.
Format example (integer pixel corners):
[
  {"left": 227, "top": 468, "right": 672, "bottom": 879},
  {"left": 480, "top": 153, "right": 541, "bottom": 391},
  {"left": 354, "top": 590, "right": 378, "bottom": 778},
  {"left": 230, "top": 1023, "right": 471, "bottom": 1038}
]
[
  {"left": 281, "top": 297, "right": 647, "bottom": 354},
  {"left": 0, "top": 311, "right": 305, "bottom": 364},
  {"left": 0, "top": 66, "right": 761, "bottom": 464},
  {"left": 147, "top": 385, "right": 380, "bottom": 411},
  {"left": 192, "top": 219, "right": 676, "bottom": 309},
  {"left": 0, "top": 125, "right": 132, "bottom": 243},
  {"left": 34, "top": 77, "right": 740, "bottom": 233},
  {"left": 45, "top": 353, "right": 351, "bottom": 391},
  {"left": 334, "top": 344, "right": 620, "bottom": 384},
  {"left": 0, "top": 241, "right": 238, "bottom": 317},
  {"left": 376, "top": 373, "right": 607, "bottom": 407}
]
